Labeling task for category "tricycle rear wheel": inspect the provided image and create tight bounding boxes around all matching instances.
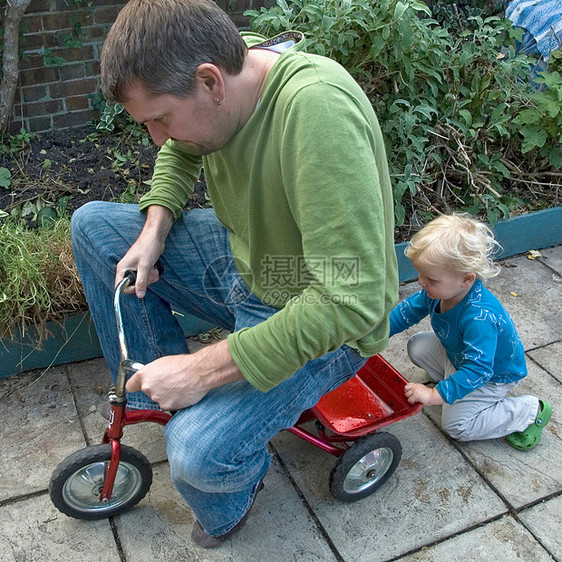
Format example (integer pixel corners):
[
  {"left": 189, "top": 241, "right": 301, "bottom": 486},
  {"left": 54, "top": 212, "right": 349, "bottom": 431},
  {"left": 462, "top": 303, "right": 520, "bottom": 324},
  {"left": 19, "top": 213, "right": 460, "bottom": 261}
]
[
  {"left": 49, "top": 443, "right": 152, "bottom": 520},
  {"left": 329, "top": 432, "right": 401, "bottom": 502}
]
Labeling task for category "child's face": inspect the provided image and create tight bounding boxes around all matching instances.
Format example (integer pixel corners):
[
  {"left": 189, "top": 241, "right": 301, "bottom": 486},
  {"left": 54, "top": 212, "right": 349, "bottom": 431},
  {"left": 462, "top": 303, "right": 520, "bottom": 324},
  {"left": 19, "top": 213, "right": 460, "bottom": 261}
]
[{"left": 413, "top": 261, "right": 475, "bottom": 306}]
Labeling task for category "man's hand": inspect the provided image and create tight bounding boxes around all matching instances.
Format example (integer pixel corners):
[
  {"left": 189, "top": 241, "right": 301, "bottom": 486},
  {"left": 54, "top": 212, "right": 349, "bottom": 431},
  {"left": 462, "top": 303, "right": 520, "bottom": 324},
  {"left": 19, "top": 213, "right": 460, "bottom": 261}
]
[
  {"left": 116, "top": 205, "right": 174, "bottom": 298},
  {"left": 125, "top": 339, "right": 244, "bottom": 410},
  {"left": 404, "top": 382, "right": 445, "bottom": 406}
]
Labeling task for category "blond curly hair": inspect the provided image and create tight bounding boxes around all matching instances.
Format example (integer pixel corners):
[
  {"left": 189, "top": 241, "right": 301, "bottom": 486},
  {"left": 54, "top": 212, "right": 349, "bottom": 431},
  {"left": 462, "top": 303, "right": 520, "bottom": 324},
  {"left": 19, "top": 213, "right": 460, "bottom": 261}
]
[{"left": 405, "top": 214, "right": 502, "bottom": 279}]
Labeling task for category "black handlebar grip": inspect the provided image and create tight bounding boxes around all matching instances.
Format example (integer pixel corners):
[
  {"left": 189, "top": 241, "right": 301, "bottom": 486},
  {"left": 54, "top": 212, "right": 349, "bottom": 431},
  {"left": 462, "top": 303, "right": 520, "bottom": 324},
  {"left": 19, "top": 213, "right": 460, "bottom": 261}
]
[
  {"left": 123, "top": 261, "right": 163, "bottom": 288},
  {"left": 124, "top": 269, "right": 137, "bottom": 285}
]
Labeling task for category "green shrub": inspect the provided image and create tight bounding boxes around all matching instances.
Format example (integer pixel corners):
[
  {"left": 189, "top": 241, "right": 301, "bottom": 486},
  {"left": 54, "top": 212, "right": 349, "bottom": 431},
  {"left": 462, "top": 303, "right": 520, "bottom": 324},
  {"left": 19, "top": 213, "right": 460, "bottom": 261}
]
[
  {"left": 246, "top": 0, "right": 561, "bottom": 227},
  {"left": 428, "top": 0, "right": 508, "bottom": 34},
  {"left": 512, "top": 51, "right": 562, "bottom": 164}
]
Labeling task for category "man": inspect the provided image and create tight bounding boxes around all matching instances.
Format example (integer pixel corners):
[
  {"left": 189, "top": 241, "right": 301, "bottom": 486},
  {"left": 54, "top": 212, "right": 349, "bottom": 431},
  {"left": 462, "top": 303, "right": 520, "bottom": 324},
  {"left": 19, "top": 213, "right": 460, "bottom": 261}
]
[{"left": 71, "top": 0, "right": 397, "bottom": 547}]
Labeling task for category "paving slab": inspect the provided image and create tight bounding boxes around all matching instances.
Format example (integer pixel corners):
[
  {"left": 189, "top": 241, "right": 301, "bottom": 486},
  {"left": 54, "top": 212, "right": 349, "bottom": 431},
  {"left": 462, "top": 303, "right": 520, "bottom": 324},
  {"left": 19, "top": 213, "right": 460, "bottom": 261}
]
[
  {"left": 538, "top": 244, "right": 562, "bottom": 273},
  {"left": 396, "top": 514, "right": 555, "bottom": 561},
  {"left": 519, "top": 494, "right": 562, "bottom": 561},
  {"left": 0, "top": 366, "right": 85, "bottom": 502},
  {"left": 0, "top": 494, "right": 120, "bottom": 562},
  {"left": 423, "top": 360, "right": 562, "bottom": 510},
  {"left": 114, "top": 459, "right": 337, "bottom": 561},
  {"left": 529, "top": 341, "right": 562, "bottom": 384},
  {"left": 271, "top": 413, "right": 507, "bottom": 562},
  {"left": 487, "top": 254, "right": 562, "bottom": 350}
]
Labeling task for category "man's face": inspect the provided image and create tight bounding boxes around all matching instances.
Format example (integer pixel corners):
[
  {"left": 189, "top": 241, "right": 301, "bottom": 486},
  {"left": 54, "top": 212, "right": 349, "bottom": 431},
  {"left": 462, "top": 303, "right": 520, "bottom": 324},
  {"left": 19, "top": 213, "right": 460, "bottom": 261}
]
[{"left": 122, "top": 80, "right": 234, "bottom": 155}]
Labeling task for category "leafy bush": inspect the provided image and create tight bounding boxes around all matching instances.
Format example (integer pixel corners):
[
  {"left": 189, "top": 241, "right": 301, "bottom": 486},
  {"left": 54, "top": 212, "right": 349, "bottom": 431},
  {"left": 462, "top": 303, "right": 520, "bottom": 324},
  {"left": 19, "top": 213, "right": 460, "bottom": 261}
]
[
  {"left": 428, "top": 0, "right": 508, "bottom": 34},
  {"left": 512, "top": 50, "right": 562, "bottom": 162},
  {"left": 246, "top": 0, "right": 562, "bottom": 229}
]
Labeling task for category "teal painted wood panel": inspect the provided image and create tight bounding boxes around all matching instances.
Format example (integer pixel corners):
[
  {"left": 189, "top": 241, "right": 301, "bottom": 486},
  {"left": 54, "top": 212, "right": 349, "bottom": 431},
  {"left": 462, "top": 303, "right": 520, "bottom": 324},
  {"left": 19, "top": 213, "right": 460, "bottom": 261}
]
[{"left": 1, "top": 312, "right": 215, "bottom": 379}]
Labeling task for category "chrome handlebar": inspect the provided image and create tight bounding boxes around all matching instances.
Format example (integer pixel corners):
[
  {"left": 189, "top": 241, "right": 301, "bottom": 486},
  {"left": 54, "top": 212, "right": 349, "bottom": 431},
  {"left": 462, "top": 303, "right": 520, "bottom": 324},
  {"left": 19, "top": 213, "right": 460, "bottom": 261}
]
[{"left": 112, "top": 270, "right": 144, "bottom": 401}]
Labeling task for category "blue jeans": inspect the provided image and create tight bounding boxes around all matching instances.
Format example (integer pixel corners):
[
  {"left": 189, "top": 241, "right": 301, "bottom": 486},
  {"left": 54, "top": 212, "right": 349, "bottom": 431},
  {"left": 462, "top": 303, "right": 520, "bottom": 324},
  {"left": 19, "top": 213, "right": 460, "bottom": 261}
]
[{"left": 71, "top": 202, "right": 367, "bottom": 536}]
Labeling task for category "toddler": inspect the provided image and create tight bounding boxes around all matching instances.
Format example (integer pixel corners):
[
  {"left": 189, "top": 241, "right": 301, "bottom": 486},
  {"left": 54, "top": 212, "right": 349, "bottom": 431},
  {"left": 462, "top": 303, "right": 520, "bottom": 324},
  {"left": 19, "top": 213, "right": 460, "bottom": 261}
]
[{"left": 390, "top": 214, "right": 551, "bottom": 449}]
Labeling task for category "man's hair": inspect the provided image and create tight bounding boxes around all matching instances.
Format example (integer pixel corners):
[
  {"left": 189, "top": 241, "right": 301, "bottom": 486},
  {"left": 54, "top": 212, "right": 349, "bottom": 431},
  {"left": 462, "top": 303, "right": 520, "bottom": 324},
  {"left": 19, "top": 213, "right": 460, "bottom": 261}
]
[
  {"left": 101, "top": 0, "right": 247, "bottom": 103},
  {"left": 405, "top": 214, "right": 502, "bottom": 279}
]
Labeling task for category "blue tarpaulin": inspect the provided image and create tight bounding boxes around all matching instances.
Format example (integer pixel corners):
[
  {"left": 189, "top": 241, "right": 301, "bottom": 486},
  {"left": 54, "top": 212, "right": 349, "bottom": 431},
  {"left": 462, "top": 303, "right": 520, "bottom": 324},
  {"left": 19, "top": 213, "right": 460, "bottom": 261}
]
[{"left": 506, "top": 0, "right": 562, "bottom": 59}]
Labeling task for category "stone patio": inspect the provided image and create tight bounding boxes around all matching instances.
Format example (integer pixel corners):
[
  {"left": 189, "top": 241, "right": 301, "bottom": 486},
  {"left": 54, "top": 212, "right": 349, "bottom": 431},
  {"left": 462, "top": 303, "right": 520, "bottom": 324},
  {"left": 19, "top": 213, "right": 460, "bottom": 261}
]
[{"left": 1, "top": 245, "right": 560, "bottom": 561}]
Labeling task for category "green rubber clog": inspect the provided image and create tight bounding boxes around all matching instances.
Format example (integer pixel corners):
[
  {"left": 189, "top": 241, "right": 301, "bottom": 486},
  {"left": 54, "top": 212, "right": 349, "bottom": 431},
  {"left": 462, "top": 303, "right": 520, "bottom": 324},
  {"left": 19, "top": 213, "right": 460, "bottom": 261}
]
[{"left": 506, "top": 400, "right": 552, "bottom": 451}]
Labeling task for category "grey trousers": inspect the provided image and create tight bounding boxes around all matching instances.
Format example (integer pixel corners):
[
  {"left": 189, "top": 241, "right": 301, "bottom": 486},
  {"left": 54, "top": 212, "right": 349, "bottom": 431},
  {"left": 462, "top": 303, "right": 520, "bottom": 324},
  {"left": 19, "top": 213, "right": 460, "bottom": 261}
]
[{"left": 407, "top": 332, "right": 539, "bottom": 441}]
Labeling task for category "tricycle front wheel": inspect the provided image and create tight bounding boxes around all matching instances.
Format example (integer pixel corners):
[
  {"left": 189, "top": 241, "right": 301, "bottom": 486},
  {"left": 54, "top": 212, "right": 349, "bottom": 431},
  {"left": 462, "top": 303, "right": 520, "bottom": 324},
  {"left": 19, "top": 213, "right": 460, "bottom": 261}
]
[
  {"left": 329, "top": 432, "right": 401, "bottom": 502},
  {"left": 49, "top": 444, "right": 152, "bottom": 520}
]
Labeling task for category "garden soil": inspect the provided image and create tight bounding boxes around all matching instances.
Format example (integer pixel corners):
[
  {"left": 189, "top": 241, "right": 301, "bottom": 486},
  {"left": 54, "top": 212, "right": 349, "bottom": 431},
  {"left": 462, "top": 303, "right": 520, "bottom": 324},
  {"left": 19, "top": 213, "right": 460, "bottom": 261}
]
[{"left": 0, "top": 124, "right": 208, "bottom": 225}]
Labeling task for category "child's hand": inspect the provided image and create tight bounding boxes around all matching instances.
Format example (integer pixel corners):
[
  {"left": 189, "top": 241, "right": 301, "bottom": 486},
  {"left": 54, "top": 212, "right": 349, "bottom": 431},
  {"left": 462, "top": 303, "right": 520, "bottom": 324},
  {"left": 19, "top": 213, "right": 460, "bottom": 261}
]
[{"left": 404, "top": 383, "right": 445, "bottom": 406}]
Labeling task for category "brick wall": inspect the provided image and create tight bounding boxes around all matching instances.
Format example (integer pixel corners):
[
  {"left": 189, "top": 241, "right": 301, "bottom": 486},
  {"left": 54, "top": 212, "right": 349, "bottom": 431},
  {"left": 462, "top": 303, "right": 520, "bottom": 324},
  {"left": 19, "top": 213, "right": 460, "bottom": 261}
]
[{"left": 7, "top": 0, "right": 273, "bottom": 134}]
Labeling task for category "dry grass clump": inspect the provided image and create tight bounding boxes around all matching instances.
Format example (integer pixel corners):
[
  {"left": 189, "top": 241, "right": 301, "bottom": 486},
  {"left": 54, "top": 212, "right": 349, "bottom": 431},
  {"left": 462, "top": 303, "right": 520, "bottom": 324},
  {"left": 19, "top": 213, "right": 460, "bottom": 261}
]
[{"left": 0, "top": 218, "right": 87, "bottom": 343}]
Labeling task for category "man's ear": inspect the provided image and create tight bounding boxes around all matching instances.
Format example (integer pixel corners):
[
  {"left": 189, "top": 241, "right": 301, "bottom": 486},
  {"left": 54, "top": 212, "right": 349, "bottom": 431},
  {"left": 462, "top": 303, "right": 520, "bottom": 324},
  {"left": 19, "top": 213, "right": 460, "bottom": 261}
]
[{"left": 195, "top": 63, "right": 224, "bottom": 98}]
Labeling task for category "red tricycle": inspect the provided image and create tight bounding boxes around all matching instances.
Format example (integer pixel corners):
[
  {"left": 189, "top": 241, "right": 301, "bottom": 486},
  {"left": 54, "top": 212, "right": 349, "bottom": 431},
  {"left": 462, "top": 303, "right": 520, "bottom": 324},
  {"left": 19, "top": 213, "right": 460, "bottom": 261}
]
[{"left": 49, "top": 271, "right": 421, "bottom": 519}]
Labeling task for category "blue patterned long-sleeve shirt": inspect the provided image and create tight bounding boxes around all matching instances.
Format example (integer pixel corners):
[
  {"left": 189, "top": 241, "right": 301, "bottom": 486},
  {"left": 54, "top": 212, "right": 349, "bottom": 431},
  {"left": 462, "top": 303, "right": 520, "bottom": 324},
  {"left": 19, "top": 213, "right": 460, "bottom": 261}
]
[{"left": 390, "top": 280, "right": 527, "bottom": 404}]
